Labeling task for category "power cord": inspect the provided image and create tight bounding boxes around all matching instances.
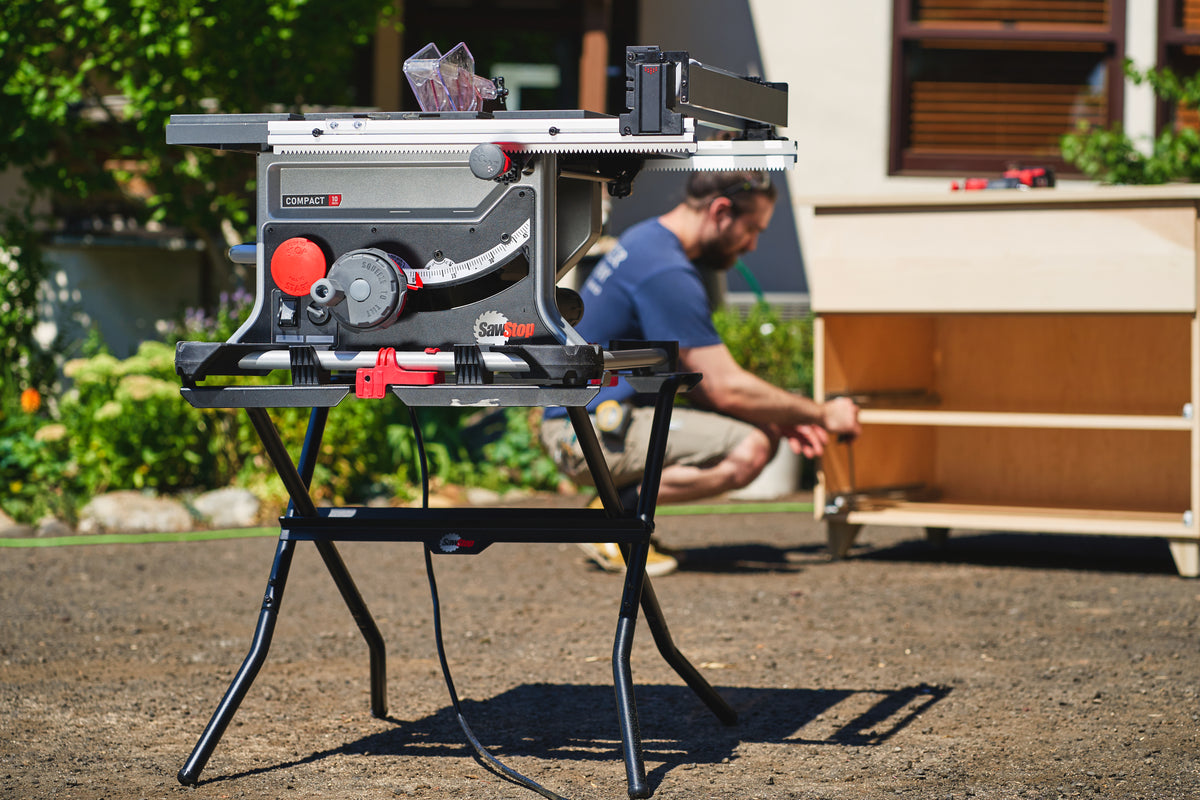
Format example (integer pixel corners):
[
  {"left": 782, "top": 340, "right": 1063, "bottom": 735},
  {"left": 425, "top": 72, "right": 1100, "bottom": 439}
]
[{"left": 407, "top": 407, "right": 569, "bottom": 800}]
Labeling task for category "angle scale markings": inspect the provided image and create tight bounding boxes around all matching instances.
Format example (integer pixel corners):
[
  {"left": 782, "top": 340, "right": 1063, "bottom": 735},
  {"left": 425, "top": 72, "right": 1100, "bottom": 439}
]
[{"left": 420, "top": 219, "right": 531, "bottom": 284}]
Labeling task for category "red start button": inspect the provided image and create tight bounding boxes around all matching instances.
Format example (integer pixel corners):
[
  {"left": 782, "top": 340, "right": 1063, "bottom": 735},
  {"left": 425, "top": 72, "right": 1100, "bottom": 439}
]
[{"left": 270, "top": 237, "right": 327, "bottom": 296}]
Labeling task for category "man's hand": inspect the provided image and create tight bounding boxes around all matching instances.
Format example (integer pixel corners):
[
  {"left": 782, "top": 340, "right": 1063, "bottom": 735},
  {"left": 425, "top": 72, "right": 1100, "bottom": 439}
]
[
  {"left": 784, "top": 424, "right": 828, "bottom": 458},
  {"left": 822, "top": 396, "right": 861, "bottom": 440}
]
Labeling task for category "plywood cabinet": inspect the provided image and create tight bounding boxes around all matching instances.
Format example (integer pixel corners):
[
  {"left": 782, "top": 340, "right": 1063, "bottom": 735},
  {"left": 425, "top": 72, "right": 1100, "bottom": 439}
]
[{"left": 803, "top": 187, "right": 1200, "bottom": 576}]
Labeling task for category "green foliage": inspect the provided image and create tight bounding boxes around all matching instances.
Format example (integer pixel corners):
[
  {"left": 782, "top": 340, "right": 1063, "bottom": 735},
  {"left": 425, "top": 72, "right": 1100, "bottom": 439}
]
[
  {"left": 0, "top": 411, "right": 76, "bottom": 524},
  {"left": 1062, "top": 61, "right": 1200, "bottom": 184},
  {"left": 475, "top": 409, "right": 563, "bottom": 492},
  {"left": 0, "top": 230, "right": 57, "bottom": 406},
  {"left": 0, "top": 0, "right": 400, "bottom": 240},
  {"left": 0, "top": 285, "right": 567, "bottom": 523},
  {"left": 0, "top": 0, "right": 402, "bottom": 415},
  {"left": 712, "top": 303, "right": 814, "bottom": 394},
  {"left": 0, "top": 0, "right": 461, "bottom": 524},
  {"left": 58, "top": 341, "right": 216, "bottom": 497}
]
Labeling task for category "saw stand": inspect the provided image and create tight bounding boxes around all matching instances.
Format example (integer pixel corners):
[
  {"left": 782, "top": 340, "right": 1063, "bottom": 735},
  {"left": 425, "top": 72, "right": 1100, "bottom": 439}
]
[{"left": 175, "top": 366, "right": 736, "bottom": 799}]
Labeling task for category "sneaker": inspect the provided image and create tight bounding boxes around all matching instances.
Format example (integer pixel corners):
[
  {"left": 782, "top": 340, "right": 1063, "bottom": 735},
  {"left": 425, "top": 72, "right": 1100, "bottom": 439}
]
[
  {"left": 585, "top": 483, "right": 641, "bottom": 512},
  {"left": 577, "top": 542, "right": 678, "bottom": 577}
]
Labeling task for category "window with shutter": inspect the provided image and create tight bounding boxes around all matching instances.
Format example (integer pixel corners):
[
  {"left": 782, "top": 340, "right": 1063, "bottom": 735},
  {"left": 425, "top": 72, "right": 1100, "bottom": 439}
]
[
  {"left": 890, "top": 0, "right": 1125, "bottom": 175},
  {"left": 1159, "top": 0, "right": 1200, "bottom": 132}
]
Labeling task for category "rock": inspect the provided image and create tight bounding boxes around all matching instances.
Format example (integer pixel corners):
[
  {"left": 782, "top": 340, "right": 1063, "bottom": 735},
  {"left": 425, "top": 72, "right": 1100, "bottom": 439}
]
[
  {"left": 0, "top": 508, "right": 35, "bottom": 539},
  {"left": 36, "top": 517, "right": 75, "bottom": 538},
  {"left": 191, "top": 487, "right": 261, "bottom": 529},
  {"left": 77, "top": 491, "right": 194, "bottom": 535},
  {"left": 465, "top": 487, "right": 503, "bottom": 506}
]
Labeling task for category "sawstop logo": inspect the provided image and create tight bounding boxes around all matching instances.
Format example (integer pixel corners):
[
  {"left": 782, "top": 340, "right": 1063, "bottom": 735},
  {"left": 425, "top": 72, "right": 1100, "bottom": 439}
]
[{"left": 473, "top": 311, "right": 535, "bottom": 345}]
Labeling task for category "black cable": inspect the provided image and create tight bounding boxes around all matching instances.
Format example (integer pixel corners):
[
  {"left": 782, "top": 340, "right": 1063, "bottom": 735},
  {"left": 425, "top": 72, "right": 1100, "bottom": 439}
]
[{"left": 406, "top": 407, "right": 569, "bottom": 800}]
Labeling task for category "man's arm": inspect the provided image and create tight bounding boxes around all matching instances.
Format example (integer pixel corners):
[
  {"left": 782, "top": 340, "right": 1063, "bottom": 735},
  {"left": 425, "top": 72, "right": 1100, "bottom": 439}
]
[{"left": 680, "top": 342, "right": 860, "bottom": 436}]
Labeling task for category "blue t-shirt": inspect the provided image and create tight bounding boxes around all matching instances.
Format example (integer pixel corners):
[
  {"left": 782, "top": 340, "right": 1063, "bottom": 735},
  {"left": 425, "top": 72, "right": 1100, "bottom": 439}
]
[{"left": 547, "top": 218, "right": 721, "bottom": 417}]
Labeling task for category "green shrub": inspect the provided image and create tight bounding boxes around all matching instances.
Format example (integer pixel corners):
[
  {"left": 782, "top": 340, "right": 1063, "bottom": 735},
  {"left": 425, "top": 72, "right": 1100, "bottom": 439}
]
[
  {"left": 1062, "top": 61, "right": 1200, "bottom": 184},
  {"left": 0, "top": 231, "right": 56, "bottom": 406},
  {"left": 59, "top": 341, "right": 215, "bottom": 497},
  {"left": 712, "top": 302, "right": 814, "bottom": 394},
  {"left": 0, "top": 407, "right": 76, "bottom": 524},
  {"left": 1, "top": 287, "right": 568, "bottom": 523}
]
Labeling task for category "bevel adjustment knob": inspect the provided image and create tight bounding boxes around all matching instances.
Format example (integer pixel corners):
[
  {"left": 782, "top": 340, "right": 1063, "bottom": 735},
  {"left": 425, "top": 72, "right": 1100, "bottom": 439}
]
[{"left": 469, "top": 143, "right": 512, "bottom": 181}]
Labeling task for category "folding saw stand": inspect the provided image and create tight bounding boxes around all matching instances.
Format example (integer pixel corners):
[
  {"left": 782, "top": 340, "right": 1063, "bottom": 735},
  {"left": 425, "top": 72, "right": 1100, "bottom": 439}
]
[{"left": 168, "top": 46, "right": 795, "bottom": 798}]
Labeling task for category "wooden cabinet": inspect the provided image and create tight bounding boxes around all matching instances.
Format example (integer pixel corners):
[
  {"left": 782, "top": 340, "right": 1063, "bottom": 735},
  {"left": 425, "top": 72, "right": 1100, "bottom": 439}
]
[{"left": 803, "top": 187, "right": 1200, "bottom": 576}]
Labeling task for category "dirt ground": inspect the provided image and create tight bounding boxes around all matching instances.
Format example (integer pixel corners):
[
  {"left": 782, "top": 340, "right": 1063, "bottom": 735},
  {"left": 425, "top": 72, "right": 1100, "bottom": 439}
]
[{"left": 3, "top": 494, "right": 1200, "bottom": 800}]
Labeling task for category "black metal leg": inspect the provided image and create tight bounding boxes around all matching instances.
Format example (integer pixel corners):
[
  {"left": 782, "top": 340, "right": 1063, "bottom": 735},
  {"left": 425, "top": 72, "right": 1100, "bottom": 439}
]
[
  {"left": 178, "top": 538, "right": 297, "bottom": 785},
  {"left": 576, "top": 379, "right": 729, "bottom": 797},
  {"left": 569, "top": 406, "right": 653, "bottom": 794},
  {"left": 567, "top": 406, "right": 626, "bottom": 516},
  {"left": 314, "top": 539, "right": 387, "bottom": 717},
  {"left": 634, "top": 376, "right": 680, "bottom": 521},
  {"left": 613, "top": 539, "right": 652, "bottom": 799},
  {"left": 635, "top": 387, "right": 736, "bottom": 723},
  {"left": 252, "top": 407, "right": 388, "bottom": 715},
  {"left": 247, "top": 407, "right": 319, "bottom": 518},
  {"left": 639, "top": 579, "right": 737, "bottom": 725},
  {"left": 180, "top": 408, "right": 390, "bottom": 785}
]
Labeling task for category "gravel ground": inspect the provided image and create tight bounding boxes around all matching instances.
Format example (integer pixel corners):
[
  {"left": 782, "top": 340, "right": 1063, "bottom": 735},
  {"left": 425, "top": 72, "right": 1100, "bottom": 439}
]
[{"left": 3, "top": 496, "right": 1199, "bottom": 799}]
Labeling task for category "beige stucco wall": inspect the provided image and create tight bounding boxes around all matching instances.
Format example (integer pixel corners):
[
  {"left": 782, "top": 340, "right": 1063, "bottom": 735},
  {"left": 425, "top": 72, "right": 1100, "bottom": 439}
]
[
  {"left": 747, "top": 1, "right": 1158, "bottom": 196},
  {"left": 640, "top": 1, "right": 1164, "bottom": 275}
]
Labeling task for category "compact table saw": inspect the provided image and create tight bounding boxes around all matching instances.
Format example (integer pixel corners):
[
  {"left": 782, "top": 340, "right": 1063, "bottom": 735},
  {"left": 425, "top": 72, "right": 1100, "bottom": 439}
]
[{"left": 167, "top": 45, "right": 796, "bottom": 798}]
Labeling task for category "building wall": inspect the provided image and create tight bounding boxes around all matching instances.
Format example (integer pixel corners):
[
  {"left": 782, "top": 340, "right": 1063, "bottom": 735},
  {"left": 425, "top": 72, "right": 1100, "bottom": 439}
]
[
  {"left": 607, "top": 0, "right": 807, "bottom": 299},
  {"left": 38, "top": 243, "right": 208, "bottom": 358},
  {"left": 749, "top": 1, "right": 1159, "bottom": 197},
  {"left": 627, "top": 1, "right": 1165, "bottom": 298}
]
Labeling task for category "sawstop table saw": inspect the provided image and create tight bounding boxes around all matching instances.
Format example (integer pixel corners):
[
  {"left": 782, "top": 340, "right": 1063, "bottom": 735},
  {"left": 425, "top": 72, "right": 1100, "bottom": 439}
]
[{"left": 167, "top": 45, "right": 796, "bottom": 799}]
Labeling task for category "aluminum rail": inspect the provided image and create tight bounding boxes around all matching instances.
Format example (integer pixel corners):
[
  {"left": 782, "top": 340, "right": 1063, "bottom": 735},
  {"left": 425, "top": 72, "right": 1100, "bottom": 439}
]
[
  {"left": 236, "top": 347, "right": 668, "bottom": 373},
  {"left": 267, "top": 116, "right": 697, "bottom": 153}
]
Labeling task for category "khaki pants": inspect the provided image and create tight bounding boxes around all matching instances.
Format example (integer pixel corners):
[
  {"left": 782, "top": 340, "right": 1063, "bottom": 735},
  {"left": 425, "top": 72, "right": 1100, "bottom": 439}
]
[{"left": 539, "top": 407, "right": 760, "bottom": 489}]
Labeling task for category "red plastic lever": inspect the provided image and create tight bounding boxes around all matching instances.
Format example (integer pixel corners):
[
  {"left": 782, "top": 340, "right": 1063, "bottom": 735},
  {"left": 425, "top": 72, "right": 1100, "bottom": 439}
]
[{"left": 355, "top": 348, "right": 440, "bottom": 399}]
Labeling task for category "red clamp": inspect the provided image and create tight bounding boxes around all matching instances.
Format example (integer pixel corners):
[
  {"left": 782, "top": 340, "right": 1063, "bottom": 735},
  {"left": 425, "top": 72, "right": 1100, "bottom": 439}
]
[{"left": 356, "top": 348, "right": 440, "bottom": 399}]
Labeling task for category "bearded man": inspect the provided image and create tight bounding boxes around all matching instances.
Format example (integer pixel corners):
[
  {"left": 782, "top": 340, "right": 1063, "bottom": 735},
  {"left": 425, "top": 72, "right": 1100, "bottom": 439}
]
[{"left": 541, "top": 170, "right": 860, "bottom": 575}]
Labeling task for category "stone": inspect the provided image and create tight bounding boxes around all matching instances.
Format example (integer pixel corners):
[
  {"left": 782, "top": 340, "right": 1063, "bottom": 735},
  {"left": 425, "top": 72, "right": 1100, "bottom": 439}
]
[
  {"left": 77, "top": 491, "right": 193, "bottom": 535},
  {"left": 465, "top": 487, "right": 503, "bottom": 506},
  {"left": 36, "top": 517, "right": 75, "bottom": 538},
  {"left": 0, "top": 508, "right": 34, "bottom": 539},
  {"left": 190, "top": 487, "right": 261, "bottom": 529}
]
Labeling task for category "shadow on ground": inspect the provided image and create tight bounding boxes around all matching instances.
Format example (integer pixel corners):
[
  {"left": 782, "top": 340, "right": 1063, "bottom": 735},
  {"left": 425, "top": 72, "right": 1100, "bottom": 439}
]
[
  {"left": 672, "top": 541, "right": 827, "bottom": 573},
  {"left": 674, "top": 532, "right": 1177, "bottom": 576},
  {"left": 855, "top": 531, "right": 1179, "bottom": 576},
  {"left": 204, "top": 682, "right": 949, "bottom": 790}
]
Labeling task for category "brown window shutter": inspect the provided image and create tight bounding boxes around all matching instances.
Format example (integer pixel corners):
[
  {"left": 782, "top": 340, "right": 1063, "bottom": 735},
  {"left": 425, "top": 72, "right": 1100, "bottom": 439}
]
[
  {"left": 908, "top": 80, "right": 1107, "bottom": 156},
  {"left": 1184, "top": 0, "right": 1200, "bottom": 33},
  {"left": 913, "top": 1, "right": 1109, "bottom": 26}
]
